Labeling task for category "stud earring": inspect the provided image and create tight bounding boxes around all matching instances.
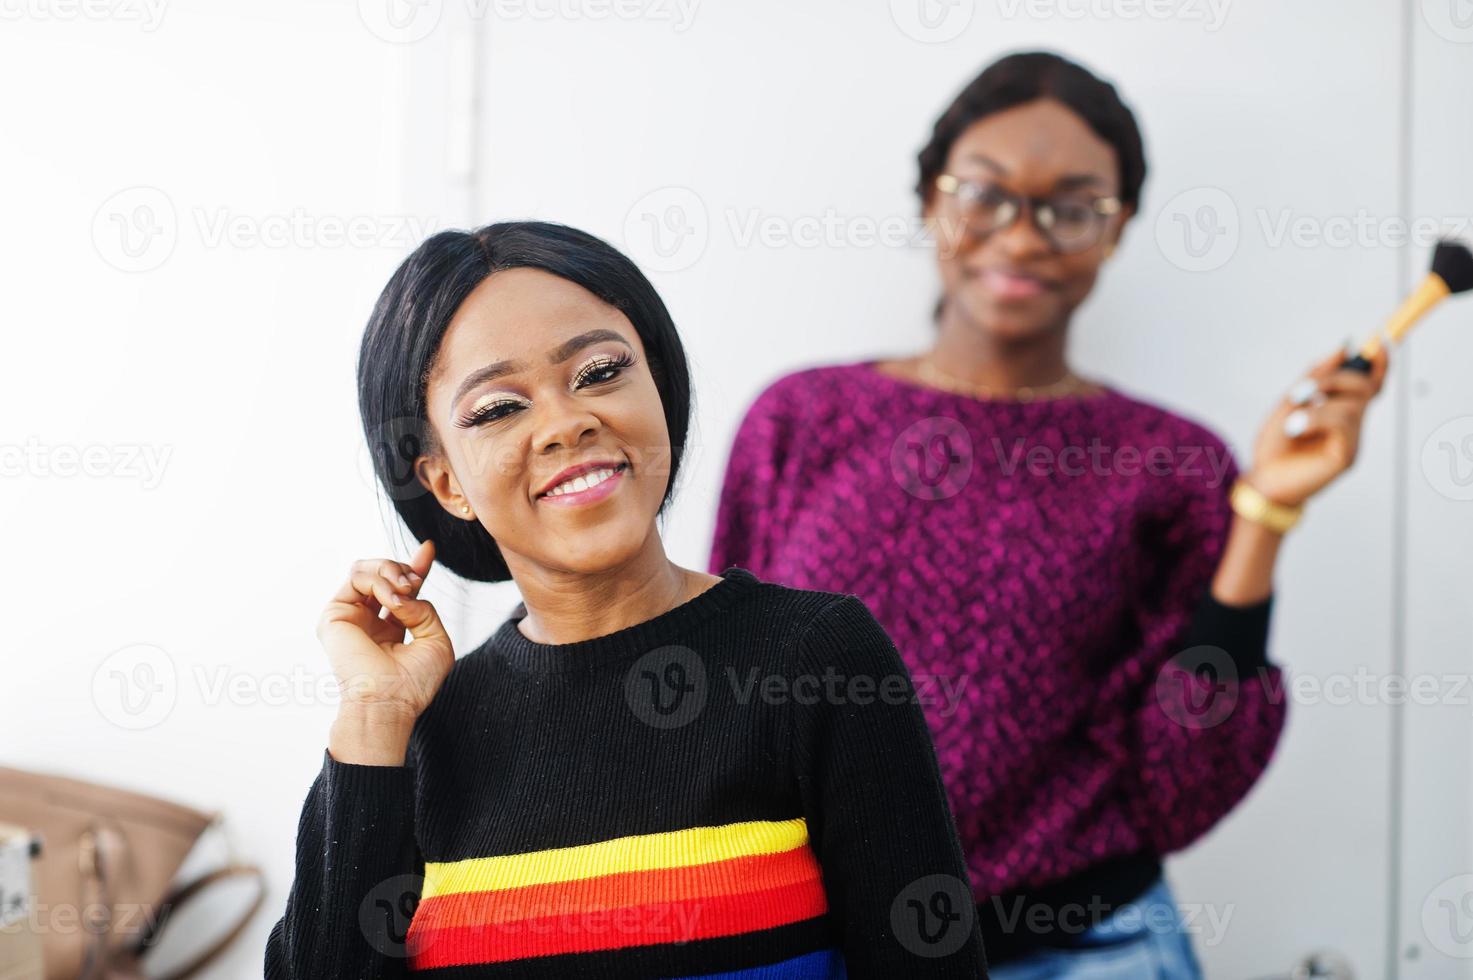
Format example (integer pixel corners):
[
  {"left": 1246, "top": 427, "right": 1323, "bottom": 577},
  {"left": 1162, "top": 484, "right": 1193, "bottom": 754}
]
[{"left": 461, "top": 504, "right": 470, "bottom": 515}]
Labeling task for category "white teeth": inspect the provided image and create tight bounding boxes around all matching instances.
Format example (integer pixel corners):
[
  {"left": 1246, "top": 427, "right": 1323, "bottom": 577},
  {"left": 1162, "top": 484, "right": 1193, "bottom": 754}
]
[{"left": 545, "top": 466, "right": 619, "bottom": 498}]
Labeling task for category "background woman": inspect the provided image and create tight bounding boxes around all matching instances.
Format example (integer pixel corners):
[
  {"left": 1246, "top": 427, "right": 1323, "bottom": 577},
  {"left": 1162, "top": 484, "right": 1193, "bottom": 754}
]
[
  {"left": 709, "top": 51, "right": 1387, "bottom": 978},
  {"left": 266, "top": 222, "right": 988, "bottom": 978}
]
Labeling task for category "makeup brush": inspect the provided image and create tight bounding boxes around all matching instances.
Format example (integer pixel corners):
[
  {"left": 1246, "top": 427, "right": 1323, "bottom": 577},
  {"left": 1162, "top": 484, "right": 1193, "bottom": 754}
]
[{"left": 1342, "top": 238, "right": 1473, "bottom": 372}]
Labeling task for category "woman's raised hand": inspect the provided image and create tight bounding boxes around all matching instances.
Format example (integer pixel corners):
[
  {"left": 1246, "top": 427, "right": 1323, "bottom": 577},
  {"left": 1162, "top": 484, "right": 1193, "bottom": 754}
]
[
  {"left": 1243, "top": 344, "right": 1390, "bottom": 507},
  {"left": 316, "top": 539, "right": 454, "bottom": 764}
]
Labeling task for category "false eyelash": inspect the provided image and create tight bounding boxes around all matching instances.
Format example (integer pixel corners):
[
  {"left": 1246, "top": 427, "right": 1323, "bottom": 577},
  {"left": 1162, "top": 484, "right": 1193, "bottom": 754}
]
[
  {"left": 457, "top": 397, "right": 525, "bottom": 428},
  {"left": 572, "top": 351, "right": 635, "bottom": 389}
]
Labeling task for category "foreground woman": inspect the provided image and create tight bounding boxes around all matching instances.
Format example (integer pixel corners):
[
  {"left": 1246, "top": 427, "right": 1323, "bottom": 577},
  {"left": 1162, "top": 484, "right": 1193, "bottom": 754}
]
[{"left": 265, "top": 222, "right": 988, "bottom": 978}]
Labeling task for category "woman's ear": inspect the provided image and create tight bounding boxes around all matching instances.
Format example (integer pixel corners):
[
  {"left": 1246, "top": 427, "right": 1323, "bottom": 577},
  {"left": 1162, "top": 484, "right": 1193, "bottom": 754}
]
[
  {"left": 1107, "top": 202, "right": 1136, "bottom": 252},
  {"left": 415, "top": 452, "right": 476, "bottom": 521}
]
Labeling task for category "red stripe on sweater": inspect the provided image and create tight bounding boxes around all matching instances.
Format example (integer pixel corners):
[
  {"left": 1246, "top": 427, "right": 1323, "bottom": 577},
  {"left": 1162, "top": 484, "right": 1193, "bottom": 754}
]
[{"left": 406, "top": 878, "right": 828, "bottom": 969}]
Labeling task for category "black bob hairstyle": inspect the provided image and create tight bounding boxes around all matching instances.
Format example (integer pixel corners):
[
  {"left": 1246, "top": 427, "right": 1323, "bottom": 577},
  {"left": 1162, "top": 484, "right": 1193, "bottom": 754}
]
[
  {"left": 915, "top": 50, "right": 1148, "bottom": 213},
  {"left": 356, "top": 221, "right": 693, "bottom": 583}
]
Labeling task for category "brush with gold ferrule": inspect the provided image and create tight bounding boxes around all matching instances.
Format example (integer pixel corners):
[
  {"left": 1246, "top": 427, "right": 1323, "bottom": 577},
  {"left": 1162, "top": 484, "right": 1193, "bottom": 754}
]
[{"left": 1341, "top": 238, "right": 1473, "bottom": 373}]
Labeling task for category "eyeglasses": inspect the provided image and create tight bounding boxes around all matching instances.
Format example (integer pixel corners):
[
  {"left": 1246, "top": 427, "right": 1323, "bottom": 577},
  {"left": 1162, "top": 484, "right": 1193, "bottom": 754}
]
[{"left": 933, "top": 173, "right": 1122, "bottom": 254}]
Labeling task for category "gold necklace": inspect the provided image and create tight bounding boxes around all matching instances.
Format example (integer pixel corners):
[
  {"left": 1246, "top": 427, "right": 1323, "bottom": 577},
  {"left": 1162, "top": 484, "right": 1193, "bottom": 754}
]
[{"left": 915, "top": 357, "right": 1093, "bottom": 402}]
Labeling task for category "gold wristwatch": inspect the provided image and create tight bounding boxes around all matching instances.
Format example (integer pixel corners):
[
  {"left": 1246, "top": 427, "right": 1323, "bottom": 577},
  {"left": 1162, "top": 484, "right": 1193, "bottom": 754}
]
[{"left": 1230, "top": 478, "right": 1303, "bottom": 534}]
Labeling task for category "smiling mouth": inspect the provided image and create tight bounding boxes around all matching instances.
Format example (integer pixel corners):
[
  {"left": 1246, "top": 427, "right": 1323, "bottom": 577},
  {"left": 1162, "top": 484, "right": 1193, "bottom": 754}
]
[
  {"left": 967, "top": 267, "right": 1055, "bottom": 301},
  {"left": 538, "top": 462, "right": 630, "bottom": 505}
]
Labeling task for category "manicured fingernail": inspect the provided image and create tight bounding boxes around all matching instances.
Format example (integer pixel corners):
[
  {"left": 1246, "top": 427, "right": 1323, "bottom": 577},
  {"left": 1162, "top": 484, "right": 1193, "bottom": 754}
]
[
  {"left": 1288, "top": 378, "right": 1319, "bottom": 405},
  {"left": 409, "top": 572, "right": 423, "bottom": 583},
  {"left": 390, "top": 593, "right": 404, "bottom": 606},
  {"left": 396, "top": 574, "right": 411, "bottom": 588},
  {"left": 1284, "top": 409, "right": 1310, "bottom": 438}
]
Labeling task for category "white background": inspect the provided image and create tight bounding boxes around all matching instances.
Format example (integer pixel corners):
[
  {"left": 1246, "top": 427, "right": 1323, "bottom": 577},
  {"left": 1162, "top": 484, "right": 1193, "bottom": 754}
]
[{"left": 2, "top": 1, "right": 1471, "bottom": 977}]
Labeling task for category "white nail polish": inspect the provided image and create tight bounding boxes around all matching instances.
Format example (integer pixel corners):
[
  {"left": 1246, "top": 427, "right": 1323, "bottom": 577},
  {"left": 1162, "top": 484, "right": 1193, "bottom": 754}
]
[
  {"left": 1284, "top": 409, "right": 1311, "bottom": 438},
  {"left": 1288, "top": 378, "right": 1319, "bottom": 405}
]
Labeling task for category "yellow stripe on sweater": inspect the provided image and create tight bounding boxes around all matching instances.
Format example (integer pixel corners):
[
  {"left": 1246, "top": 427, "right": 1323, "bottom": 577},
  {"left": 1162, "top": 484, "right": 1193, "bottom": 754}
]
[{"left": 421, "top": 818, "right": 810, "bottom": 899}]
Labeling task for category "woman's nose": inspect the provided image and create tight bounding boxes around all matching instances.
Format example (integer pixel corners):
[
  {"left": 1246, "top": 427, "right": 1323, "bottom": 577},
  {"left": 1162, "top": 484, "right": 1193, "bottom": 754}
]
[
  {"left": 991, "top": 201, "right": 1052, "bottom": 259},
  {"left": 531, "top": 392, "right": 601, "bottom": 455}
]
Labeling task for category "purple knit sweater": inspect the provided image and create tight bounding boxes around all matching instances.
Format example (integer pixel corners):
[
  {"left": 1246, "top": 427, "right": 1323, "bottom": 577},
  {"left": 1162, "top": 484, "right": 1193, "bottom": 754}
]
[{"left": 708, "top": 360, "right": 1288, "bottom": 897}]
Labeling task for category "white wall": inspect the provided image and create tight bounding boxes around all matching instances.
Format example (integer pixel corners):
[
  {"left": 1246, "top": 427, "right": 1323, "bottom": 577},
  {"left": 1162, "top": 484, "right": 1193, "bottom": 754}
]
[
  {"left": 2, "top": 3, "right": 1470, "bottom": 978},
  {"left": 0, "top": 4, "right": 479, "bottom": 975}
]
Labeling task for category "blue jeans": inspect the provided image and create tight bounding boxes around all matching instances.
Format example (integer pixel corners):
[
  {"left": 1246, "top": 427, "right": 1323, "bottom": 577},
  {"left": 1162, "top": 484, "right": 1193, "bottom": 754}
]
[{"left": 987, "top": 878, "right": 1204, "bottom": 980}]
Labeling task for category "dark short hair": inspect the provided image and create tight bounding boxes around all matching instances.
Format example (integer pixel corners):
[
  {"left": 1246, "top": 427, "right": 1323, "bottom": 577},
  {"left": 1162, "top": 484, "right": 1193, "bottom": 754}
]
[
  {"left": 356, "top": 221, "right": 693, "bottom": 583},
  {"left": 916, "top": 50, "right": 1147, "bottom": 211}
]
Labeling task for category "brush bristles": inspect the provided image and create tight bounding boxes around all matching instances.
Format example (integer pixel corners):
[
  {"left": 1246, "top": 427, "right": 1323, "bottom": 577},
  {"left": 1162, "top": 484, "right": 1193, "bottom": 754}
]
[{"left": 1431, "top": 239, "right": 1473, "bottom": 294}]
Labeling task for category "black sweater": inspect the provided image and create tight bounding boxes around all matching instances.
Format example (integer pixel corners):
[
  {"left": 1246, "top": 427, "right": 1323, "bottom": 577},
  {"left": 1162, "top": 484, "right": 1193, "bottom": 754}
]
[{"left": 265, "top": 567, "right": 990, "bottom": 978}]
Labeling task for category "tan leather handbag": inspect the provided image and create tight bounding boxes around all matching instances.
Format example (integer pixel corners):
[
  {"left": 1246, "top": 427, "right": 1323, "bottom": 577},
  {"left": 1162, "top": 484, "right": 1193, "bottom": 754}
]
[{"left": 0, "top": 766, "right": 264, "bottom": 980}]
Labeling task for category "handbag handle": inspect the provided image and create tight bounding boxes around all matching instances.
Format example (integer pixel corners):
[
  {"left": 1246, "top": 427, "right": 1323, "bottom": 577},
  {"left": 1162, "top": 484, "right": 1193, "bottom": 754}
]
[{"left": 128, "top": 863, "right": 266, "bottom": 980}]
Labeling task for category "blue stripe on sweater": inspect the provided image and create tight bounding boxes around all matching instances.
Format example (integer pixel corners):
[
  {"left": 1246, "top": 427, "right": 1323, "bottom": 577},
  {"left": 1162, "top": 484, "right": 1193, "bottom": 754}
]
[{"left": 667, "top": 949, "right": 847, "bottom": 980}]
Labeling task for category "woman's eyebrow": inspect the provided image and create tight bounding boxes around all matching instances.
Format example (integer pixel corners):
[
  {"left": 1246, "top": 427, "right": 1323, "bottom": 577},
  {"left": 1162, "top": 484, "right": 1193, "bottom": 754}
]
[
  {"left": 961, "top": 154, "right": 1109, "bottom": 191},
  {"left": 548, "top": 328, "right": 631, "bottom": 365},
  {"left": 451, "top": 329, "right": 633, "bottom": 404}
]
